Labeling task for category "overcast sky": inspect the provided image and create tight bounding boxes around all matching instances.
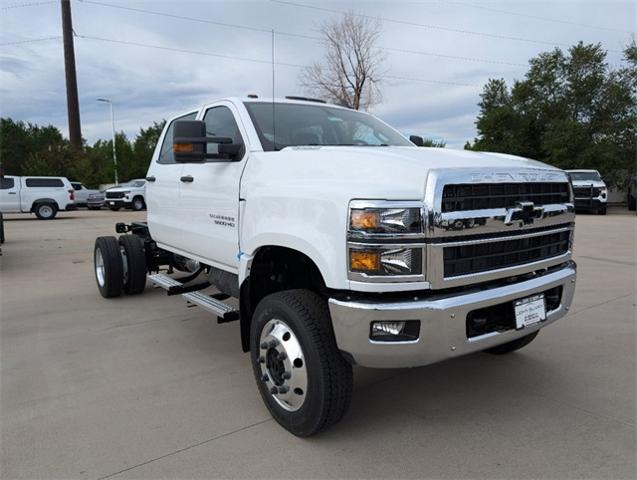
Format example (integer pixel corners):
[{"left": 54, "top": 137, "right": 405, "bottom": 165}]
[{"left": 0, "top": 0, "right": 634, "bottom": 149}]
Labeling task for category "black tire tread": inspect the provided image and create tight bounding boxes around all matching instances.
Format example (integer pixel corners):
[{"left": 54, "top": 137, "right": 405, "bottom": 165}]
[
  {"left": 486, "top": 331, "right": 539, "bottom": 355},
  {"left": 94, "top": 236, "right": 123, "bottom": 298},
  {"left": 118, "top": 235, "right": 147, "bottom": 294},
  {"left": 252, "top": 289, "right": 352, "bottom": 436}
]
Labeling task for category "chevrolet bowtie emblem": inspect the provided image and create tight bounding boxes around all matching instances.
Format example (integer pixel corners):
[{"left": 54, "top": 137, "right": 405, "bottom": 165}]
[{"left": 504, "top": 201, "right": 544, "bottom": 225}]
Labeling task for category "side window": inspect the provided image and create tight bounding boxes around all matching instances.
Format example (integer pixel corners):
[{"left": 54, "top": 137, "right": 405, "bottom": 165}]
[
  {"left": 203, "top": 106, "right": 245, "bottom": 159},
  {"left": 71, "top": 183, "right": 82, "bottom": 190},
  {"left": 1, "top": 177, "right": 15, "bottom": 189},
  {"left": 25, "top": 178, "right": 64, "bottom": 188},
  {"left": 157, "top": 112, "right": 197, "bottom": 164}
]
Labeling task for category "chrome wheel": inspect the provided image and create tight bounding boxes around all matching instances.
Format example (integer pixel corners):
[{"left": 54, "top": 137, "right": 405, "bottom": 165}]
[
  {"left": 95, "top": 247, "right": 105, "bottom": 287},
  {"left": 133, "top": 198, "right": 144, "bottom": 210},
  {"left": 258, "top": 318, "right": 307, "bottom": 412}
]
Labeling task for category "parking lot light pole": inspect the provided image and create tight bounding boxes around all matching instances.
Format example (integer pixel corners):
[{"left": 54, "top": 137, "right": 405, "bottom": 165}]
[{"left": 97, "top": 98, "right": 118, "bottom": 185}]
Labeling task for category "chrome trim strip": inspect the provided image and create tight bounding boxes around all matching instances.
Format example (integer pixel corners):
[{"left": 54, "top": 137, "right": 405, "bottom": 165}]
[{"left": 436, "top": 226, "right": 572, "bottom": 248}]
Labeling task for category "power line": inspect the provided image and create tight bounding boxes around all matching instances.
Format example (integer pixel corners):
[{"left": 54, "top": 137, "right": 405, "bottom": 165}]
[
  {"left": 270, "top": 0, "right": 620, "bottom": 51},
  {"left": 0, "top": 35, "right": 61, "bottom": 46},
  {"left": 78, "top": 0, "right": 524, "bottom": 69},
  {"left": 1, "top": 1, "right": 56, "bottom": 9},
  {"left": 441, "top": 0, "right": 633, "bottom": 34},
  {"left": 76, "top": 34, "right": 481, "bottom": 89}
]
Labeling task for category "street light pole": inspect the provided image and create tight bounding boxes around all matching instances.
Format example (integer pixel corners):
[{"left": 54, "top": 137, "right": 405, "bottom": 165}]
[{"left": 97, "top": 98, "right": 118, "bottom": 185}]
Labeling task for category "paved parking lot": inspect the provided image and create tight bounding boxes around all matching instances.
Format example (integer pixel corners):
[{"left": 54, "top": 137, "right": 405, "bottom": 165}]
[{"left": 1, "top": 209, "right": 635, "bottom": 479}]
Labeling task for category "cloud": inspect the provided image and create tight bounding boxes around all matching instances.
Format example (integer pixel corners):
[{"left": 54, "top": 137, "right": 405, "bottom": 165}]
[{"left": 0, "top": 0, "right": 633, "bottom": 149}]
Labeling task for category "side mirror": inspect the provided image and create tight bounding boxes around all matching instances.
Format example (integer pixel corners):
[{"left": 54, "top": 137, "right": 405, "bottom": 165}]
[
  {"left": 173, "top": 120, "right": 241, "bottom": 162},
  {"left": 409, "top": 135, "right": 424, "bottom": 147}
]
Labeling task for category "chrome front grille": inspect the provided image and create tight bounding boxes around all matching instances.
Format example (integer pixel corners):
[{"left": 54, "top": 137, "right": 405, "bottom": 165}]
[
  {"left": 443, "top": 228, "right": 570, "bottom": 277},
  {"left": 424, "top": 168, "right": 575, "bottom": 288},
  {"left": 441, "top": 182, "right": 570, "bottom": 212}
]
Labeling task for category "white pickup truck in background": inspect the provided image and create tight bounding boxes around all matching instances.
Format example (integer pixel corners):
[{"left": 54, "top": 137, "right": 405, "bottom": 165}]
[
  {"left": 104, "top": 179, "right": 147, "bottom": 211},
  {"left": 0, "top": 175, "right": 76, "bottom": 219},
  {"left": 93, "top": 96, "right": 577, "bottom": 436}
]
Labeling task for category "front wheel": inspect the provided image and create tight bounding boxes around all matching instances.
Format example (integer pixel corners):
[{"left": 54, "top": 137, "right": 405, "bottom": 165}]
[
  {"left": 486, "top": 331, "right": 539, "bottom": 355},
  {"left": 250, "top": 290, "right": 353, "bottom": 437},
  {"left": 132, "top": 197, "right": 145, "bottom": 211}
]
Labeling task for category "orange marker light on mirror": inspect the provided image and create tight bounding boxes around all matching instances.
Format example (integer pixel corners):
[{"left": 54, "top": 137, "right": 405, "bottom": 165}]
[
  {"left": 173, "top": 143, "right": 194, "bottom": 153},
  {"left": 350, "top": 210, "right": 380, "bottom": 230},
  {"left": 350, "top": 250, "right": 380, "bottom": 272}
]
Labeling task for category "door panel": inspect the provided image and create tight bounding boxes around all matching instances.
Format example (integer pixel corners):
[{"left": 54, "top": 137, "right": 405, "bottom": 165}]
[
  {"left": 0, "top": 176, "right": 20, "bottom": 212},
  {"left": 146, "top": 112, "right": 195, "bottom": 246},
  {"left": 177, "top": 104, "right": 247, "bottom": 270}
]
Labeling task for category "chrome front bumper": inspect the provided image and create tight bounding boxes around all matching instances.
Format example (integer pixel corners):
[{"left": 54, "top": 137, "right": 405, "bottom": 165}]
[{"left": 328, "top": 263, "right": 576, "bottom": 368}]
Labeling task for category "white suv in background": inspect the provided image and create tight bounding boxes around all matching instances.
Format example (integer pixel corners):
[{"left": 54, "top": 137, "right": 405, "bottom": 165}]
[
  {"left": 0, "top": 176, "right": 76, "bottom": 219},
  {"left": 104, "top": 179, "right": 147, "bottom": 211}
]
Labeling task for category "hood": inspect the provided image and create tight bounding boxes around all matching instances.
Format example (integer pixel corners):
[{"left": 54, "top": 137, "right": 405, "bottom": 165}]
[{"left": 247, "top": 146, "right": 565, "bottom": 202}]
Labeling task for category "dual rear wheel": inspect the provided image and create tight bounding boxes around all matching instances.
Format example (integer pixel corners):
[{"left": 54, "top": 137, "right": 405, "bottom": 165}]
[{"left": 94, "top": 235, "right": 147, "bottom": 298}]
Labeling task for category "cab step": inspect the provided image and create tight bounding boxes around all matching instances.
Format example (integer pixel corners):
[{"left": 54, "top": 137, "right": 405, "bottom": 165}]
[{"left": 149, "top": 273, "right": 239, "bottom": 322}]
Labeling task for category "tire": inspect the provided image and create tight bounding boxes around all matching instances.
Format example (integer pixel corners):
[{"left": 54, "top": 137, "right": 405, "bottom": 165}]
[
  {"left": 132, "top": 196, "right": 145, "bottom": 211},
  {"left": 0, "top": 213, "right": 4, "bottom": 244},
  {"left": 486, "top": 331, "right": 539, "bottom": 355},
  {"left": 34, "top": 202, "right": 58, "bottom": 220},
  {"left": 250, "top": 289, "right": 353, "bottom": 437},
  {"left": 118, "top": 235, "right": 147, "bottom": 294},
  {"left": 109, "top": 207, "right": 121, "bottom": 211},
  {"left": 94, "top": 236, "right": 123, "bottom": 298},
  {"left": 598, "top": 207, "right": 607, "bottom": 215},
  {"left": 627, "top": 195, "right": 636, "bottom": 211}
]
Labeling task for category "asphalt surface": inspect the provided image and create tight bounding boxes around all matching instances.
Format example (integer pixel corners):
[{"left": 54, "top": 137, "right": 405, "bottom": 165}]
[{"left": 1, "top": 208, "right": 635, "bottom": 479}]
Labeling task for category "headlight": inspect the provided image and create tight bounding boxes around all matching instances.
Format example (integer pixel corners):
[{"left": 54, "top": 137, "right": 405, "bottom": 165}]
[
  {"left": 349, "top": 246, "right": 423, "bottom": 276},
  {"left": 349, "top": 203, "right": 423, "bottom": 236}
]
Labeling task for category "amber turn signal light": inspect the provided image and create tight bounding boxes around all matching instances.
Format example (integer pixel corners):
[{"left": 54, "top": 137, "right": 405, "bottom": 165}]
[
  {"left": 173, "top": 143, "right": 194, "bottom": 153},
  {"left": 350, "top": 250, "right": 380, "bottom": 272},
  {"left": 350, "top": 210, "right": 380, "bottom": 230}
]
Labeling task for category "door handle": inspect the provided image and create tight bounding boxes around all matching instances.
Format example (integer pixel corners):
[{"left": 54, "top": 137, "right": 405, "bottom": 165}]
[
  {"left": 145, "top": 176, "right": 156, "bottom": 182},
  {"left": 8, "top": 192, "right": 17, "bottom": 195},
  {"left": 180, "top": 175, "right": 194, "bottom": 183}
]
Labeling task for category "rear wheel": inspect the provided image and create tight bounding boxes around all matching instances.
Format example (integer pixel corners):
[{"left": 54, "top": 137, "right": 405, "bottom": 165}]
[
  {"left": 94, "top": 236, "right": 123, "bottom": 298},
  {"left": 34, "top": 202, "right": 57, "bottom": 220},
  {"left": 118, "top": 235, "right": 147, "bottom": 294},
  {"left": 250, "top": 290, "right": 353, "bottom": 437},
  {"left": 486, "top": 331, "right": 539, "bottom": 355}
]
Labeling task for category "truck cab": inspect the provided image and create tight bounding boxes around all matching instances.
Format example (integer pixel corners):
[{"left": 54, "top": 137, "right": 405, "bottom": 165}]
[{"left": 94, "top": 97, "right": 577, "bottom": 436}]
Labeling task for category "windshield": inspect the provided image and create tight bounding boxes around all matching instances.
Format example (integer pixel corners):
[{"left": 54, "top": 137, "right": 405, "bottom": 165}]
[
  {"left": 569, "top": 171, "right": 601, "bottom": 181},
  {"left": 244, "top": 102, "right": 412, "bottom": 151}
]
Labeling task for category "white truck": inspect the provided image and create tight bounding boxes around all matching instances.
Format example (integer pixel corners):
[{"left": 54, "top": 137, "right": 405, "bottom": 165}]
[
  {"left": 104, "top": 179, "right": 147, "bottom": 211},
  {"left": 0, "top": 175, "right": 76, "bottom": 219},
  {"left": 567, "top": 169, "right": 608, "bottom": 215},
  {"left": 93, "top": 97, "right": 577, "bottom": 436}
]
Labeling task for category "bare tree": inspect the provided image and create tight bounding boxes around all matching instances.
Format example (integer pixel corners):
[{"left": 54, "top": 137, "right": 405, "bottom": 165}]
[{"left": 300, "top": 12, "right": 385, "bottom": 110}]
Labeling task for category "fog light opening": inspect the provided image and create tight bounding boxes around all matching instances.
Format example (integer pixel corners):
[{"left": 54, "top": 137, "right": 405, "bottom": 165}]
[{"left": 370, "top": 320, "right": 420, "bottom": 342}]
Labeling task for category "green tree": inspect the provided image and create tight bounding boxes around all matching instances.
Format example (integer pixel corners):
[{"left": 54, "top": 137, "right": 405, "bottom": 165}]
[{"left": 466, "top": 42, "right": 637, "bottom": 188}]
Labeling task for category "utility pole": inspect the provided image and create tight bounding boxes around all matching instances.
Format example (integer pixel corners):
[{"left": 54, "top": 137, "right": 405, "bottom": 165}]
[{"left": 61, "top": 0, "right": 82, "bottom": 148}]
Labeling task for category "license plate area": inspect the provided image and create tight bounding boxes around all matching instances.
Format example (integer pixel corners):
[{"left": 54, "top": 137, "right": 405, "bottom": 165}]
[{"left": 514, "top": 293, "right": 546, "bottom": 329}]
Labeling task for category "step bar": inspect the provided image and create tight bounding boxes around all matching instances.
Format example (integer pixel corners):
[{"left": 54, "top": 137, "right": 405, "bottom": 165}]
[{"left": 149, "top": 273, "right": 239, "bottom": 322}]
